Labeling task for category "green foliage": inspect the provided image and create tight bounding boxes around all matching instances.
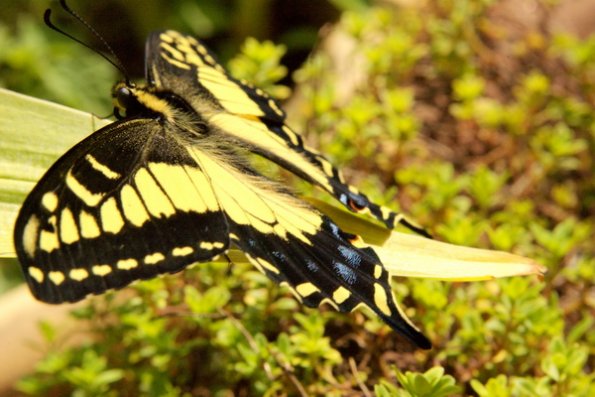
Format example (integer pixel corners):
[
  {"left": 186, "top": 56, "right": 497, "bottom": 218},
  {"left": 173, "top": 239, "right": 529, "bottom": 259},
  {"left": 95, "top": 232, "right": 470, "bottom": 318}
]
[
  {"left": 228, "top": 38, "right": 290, "bottom": 99},
  {"left": 4, "top": 0, "right": 594, "bottom": 395},
  {"left": 376, "top": 367, "right": 459, "bottom": 397},
  {"left": 18, "top": 349, "right": 124, "bottom": 397},
  {"left": 470, "top": 337, "right": 594, "bottom": 397},
  {"left": 0, "top": 16, "right": 115, "bottom": 114}
]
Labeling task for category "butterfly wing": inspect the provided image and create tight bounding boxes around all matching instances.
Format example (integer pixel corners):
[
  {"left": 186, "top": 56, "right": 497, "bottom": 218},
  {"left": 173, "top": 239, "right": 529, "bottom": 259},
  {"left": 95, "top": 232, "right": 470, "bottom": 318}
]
[
  {"left": 14, "top": 118, "right": 229, "bottom": 303},
  {"left": 144, "top": 29, "right": 430, "bottom": 347},
  {"left": 14, "top": 29, "right": 430, "bottom": 348},
  {"left": 188, "top": 146, "right": 431, "bottom": 348},
  {"left": 145, "top": 30, "right": 428, "bottom": 236}
]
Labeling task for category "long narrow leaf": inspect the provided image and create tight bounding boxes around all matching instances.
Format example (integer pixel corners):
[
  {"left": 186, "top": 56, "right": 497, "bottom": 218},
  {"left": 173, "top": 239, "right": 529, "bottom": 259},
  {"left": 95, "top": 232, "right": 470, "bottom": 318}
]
[
  {"left": 0, "top": 89, "right": 544, "bottom": 282},
  {"left": 0, "top": 88, "right": 109, "bottom": 257}
]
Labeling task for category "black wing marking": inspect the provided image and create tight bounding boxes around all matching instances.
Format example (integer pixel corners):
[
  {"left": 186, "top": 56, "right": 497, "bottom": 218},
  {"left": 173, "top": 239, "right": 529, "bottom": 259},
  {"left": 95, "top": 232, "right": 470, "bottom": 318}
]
[
  {"left": 14, "top": 118, "right": 229, "bottom": 303},
  {"left": 189, "top": 146, "right": 431, "bottom": 349},
  {"left": 145, "top": 30, "right": 429, "bottom": 237}
]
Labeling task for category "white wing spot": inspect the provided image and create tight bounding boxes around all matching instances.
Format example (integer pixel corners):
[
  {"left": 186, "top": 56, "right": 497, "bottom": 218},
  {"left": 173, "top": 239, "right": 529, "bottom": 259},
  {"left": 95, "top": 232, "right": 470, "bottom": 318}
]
[
  {"left": 100, "top": 197, "right": 125, "bottom": 233},
  {"left": 373, "top": 283, "right": 391, "bottom": 316},
  {"left": 59, "top": 208, "right": 80, "bottom": 244},
  {"left": 92, "top": 265, "right": 112, "bottom": 276},
  {"left": 117, "top": 258, "right": 138, "bottom": 270},
  {"left": 39, "top": 229, "right": 60, "bottom": 253},
  {"left": 69, "top": 268, "right": 89, "bottom": 281},
  {"left": 332, "top": 286, "right": 351, "bottom": 304},
  {"left": 172, "top": 246, "right": 194, "bottom": 256},
  {"left": 374, "top": 265, "right": 383, "bottom": 279},
  {"left": 79, "top": 210, "right": 101, "bottom": 238},
  {"left": 41, "top": 192, "right": 59, "bottom": 213},
  {"left": 144, "top": 252, "right": 165, "bottom": 265},
  {"left": 295, "top": 282, "right": 320, "bottom": 297},
  {"left": 28, "top": 266, "right": 44, "bottom": 283},
  {"left": 48, "top": 271, "right": 65, "bottom": 285},
  {"left": 21, "top": 215, "right": 40, "bottom": 258}
]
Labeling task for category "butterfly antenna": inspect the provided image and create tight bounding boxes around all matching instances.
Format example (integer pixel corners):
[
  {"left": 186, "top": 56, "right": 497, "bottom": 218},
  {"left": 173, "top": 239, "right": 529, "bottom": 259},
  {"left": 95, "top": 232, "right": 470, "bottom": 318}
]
[{"left": 44, "top": 0, "right": 131, "bottom": 84}]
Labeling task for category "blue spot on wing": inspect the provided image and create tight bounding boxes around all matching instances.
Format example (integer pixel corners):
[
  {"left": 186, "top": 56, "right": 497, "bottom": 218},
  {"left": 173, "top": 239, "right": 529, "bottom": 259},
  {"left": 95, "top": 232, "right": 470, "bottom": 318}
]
[
  {"left": 329, "top": 223, "right": 341, "bottom": 238},
  {"left": 333, "top": 261, "right": 357, "bottom": 285},
  {"left": 306, "top": 259, "right": 319, "bottom": 272},
  {"left": 272, "top": 250, "right": 287, "bottom": 261},
  {"left": 337, "top": 245, "right": 362, "bottom": 268},
  {"left": 339, "top": 193, "right": 348, "bottom": 205}
]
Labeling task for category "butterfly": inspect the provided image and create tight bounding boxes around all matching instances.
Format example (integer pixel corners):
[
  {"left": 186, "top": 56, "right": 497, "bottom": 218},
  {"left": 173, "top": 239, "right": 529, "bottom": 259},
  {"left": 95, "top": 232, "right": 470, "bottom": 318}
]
[{"left": 13, "top": 28, "right": 431, "bottom": 349}]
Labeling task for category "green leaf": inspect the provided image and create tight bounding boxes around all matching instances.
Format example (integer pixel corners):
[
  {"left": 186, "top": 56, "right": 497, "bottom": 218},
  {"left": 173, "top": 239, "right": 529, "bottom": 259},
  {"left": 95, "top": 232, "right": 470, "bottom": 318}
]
[
  {"left": 396, "top": 366, "right": 460, "bottom": 397},
  {"left": 0, "top": 88, "right": 110, "bottom": 258}
]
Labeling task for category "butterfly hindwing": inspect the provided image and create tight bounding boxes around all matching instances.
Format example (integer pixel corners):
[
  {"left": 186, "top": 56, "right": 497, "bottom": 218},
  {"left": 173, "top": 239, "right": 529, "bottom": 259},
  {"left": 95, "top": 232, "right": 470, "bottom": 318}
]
[
  {"left": 14, "top": 118, "right": 229, "bottom": 303},
  {"left": 188, "top": 145, "right": 430, "bottom": 348},
  {"left": 146, "top": 30, "right": 428, "bottom": 236}
]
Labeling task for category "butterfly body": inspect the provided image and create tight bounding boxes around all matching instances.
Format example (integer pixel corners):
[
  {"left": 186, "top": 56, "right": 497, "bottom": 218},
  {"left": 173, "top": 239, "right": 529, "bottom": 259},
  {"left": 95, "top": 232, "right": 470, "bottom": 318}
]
[{"left": 14, "top": 30, "right": 431, "bottom": 349}]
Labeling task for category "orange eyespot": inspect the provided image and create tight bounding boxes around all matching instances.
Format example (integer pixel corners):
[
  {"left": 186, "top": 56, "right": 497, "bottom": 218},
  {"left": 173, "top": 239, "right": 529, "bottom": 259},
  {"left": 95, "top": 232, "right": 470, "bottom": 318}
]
[
  {"left": 347, "top": 234, "right": 363, "bottom": 245},
  {"left": 348, "top": 198, "right": 366, "bottom": 211}
]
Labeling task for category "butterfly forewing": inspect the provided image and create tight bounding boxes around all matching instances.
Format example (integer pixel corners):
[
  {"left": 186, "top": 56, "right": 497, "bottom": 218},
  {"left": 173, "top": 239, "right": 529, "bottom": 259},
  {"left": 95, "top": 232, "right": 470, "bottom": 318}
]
[
  {"left": 146, "top": 30, "right": 428, "bottom": 236},
  {"left": 188, "top": 145, "right": 431, "bottom": 348},
  {"left": 14, "top": 118, "right": 229, "bottom": 303}
]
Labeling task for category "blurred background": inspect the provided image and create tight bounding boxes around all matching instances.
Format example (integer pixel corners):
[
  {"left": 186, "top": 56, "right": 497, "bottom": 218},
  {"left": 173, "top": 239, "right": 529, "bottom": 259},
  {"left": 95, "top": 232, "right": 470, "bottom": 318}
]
[
  {"left": 0, "top": 0, "right": 593, "bottom": 396},
  {"left": 0, "top": 0, "right": 344, "bottom": 114}
]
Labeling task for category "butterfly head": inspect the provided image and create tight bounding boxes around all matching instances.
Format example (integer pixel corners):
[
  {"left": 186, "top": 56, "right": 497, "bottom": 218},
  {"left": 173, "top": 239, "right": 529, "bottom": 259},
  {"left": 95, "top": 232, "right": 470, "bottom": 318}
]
[
  {"left": 112, "top": 81, "right": 141, "bottom": 119},
  {"left": 112, "top": 81, "right": 177, "bottom": 123}
]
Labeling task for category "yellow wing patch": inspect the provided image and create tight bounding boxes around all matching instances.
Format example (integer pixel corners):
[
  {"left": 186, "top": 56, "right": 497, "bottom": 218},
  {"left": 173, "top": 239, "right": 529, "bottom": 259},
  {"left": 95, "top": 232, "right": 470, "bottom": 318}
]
[{"left": 189, "top": 147, "right": 322, "bottom": 245}]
